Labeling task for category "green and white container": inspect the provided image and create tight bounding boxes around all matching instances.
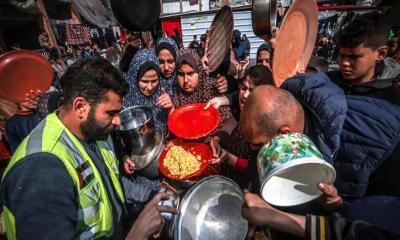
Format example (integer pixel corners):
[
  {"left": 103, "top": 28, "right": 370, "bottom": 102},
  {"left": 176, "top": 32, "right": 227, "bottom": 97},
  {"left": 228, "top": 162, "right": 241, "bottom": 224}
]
[{"left": 257, "top": 133, "right": 336, "bottom": 207}]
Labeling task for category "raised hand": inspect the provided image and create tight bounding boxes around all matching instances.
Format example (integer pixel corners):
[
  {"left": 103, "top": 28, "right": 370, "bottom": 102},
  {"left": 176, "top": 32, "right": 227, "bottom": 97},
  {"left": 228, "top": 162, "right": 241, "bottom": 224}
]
[{"left": 156, "top": 87, "right": 174, "bottom": 111}]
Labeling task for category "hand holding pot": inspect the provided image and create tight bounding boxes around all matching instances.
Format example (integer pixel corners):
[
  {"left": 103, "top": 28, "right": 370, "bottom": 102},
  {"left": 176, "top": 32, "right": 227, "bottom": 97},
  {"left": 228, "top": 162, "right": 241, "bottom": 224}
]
[
  {"left": 318, "top": 182, "right": 343, "bottom": 211},
  {"left": 204, "top": 96, "right": 229, "bottom": 110},
  {"left": 123, "top": 155, "right": 135, "bottom": 175},
  {"left": 126, "top": 192, "right": 178, "bottom": 240},
  {"left": 215, "top": 74, "right": 228, "bottom": 94}
]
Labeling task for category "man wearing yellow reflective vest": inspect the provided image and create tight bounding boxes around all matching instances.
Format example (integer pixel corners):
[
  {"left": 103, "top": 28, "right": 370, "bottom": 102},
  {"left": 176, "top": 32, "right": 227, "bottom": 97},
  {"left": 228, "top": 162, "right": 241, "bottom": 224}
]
[{"left": 0, "top": 58, "right": 176, "bottom": 240}]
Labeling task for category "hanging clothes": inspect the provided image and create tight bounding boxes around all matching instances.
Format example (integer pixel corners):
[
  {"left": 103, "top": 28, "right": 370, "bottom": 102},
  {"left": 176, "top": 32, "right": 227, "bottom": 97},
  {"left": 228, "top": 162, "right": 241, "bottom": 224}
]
[
  {"left": 66, "top": 24, "right": 92, "bottom": 46},
  {"left": 112, "top": 26, "right": 121, "bottom": 41}
]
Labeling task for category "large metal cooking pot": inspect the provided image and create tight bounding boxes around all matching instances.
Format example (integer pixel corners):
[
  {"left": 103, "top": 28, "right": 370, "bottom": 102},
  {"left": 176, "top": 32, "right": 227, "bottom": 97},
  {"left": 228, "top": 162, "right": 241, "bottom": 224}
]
[
  {"left": 175, "top": 176, "right": 248, "bottom": 240},
  {"left": 252, "top": 0, "right": 278, "bottom": 40},
  {"left": 116, "top": 106, "right": 155, "bottom": 160},
  {"left": 110, "top": 0, "right": 161, "bottom": 31}
]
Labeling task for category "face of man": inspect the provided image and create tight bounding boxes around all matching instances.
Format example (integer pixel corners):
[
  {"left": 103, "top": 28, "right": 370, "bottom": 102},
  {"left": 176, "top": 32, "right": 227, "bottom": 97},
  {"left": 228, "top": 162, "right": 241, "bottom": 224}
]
[
  {"left": 240, "top": 97, "right": 273, "bottom": 151},
  {"left": 241, "top": 116, "right": 271, "bottom": 150},
  {"left": 80, "top": 91, "right": 123, "bottom": 142},
  {"left": 339, "top": 43, "right": 378, "bottom": 83}
]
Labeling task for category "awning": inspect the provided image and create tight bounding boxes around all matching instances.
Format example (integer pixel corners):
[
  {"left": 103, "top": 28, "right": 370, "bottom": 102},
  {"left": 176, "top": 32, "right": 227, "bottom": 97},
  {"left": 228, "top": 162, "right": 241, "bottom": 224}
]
[{"left": 72, "top": 0, "right": 117, "bottom": 28}]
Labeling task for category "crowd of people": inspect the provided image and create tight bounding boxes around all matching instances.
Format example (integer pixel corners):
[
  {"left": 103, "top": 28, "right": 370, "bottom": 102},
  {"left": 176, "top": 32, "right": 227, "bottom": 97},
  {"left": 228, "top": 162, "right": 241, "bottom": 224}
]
[{"left": 0, "top": 9, "right": 400, "bottom": 240}]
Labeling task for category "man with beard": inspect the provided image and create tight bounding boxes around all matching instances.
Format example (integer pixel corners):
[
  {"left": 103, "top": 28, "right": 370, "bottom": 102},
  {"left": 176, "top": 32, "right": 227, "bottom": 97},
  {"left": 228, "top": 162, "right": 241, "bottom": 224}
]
[{"left": 0, "top": 58, "right": 177, "bottom": 240}]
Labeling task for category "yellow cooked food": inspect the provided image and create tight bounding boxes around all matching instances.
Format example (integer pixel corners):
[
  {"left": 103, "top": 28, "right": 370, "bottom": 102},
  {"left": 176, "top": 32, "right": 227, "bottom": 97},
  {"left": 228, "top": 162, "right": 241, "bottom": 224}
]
[{"left": 163, "top": 146, "right": 201, "bottom": 177}]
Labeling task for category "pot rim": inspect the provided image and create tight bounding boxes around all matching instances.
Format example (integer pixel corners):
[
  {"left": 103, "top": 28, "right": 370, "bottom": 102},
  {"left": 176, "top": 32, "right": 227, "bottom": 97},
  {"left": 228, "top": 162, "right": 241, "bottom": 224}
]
[
  {"left": 252, "top": 0, "right": 278, "bottom": 39},
  {"left": 259, "top": 157, "right": 336, "bottom": 207}
]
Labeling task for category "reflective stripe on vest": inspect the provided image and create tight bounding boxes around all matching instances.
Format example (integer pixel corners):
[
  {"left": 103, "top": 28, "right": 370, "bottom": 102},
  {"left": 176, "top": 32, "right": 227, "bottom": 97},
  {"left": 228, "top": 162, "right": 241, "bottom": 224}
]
[{"left": 2, "top": 113, "right": 125, "bottom": 240}]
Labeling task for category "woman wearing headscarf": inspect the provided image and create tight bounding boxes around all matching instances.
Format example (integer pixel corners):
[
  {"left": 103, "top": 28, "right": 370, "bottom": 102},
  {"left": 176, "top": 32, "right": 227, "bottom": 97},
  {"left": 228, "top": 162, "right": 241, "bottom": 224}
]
[
  {"left": 155, "top": 37, "right": 179, "bottom": 96},
  {"left": 121, "top": 48, "right": 174, "bottom": 222},
  {"left": 173, "top": 48, "right": 232, "bottom": 136},
  {"left": 124, "top": 48, "right": 174, "bottom": 133},
  {"left": 168, "top": 48, "right": 232, "bottom": 178}
]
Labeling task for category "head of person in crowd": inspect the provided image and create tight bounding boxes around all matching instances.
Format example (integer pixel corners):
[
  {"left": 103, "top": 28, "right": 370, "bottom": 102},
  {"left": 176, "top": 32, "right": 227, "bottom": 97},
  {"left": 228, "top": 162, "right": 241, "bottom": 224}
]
[
  {"left": 242, "top": 34, "right": 248, "bottom": 42},
  {"left": 124, "top": 48, "right": 172, "bottom": 131},
  {"left": 155, "top": 37, "right": 179, "bottom": 79},
  {"left": 127, "top": 31, "right": 142, "bottom": 48},
  {"left": 200, "top": 34, "right": 207, "bottom": 44},
  {"left": 388, "top": 36, "right": 399, "bottom": 56},
  {"left": 176, "top": 49, "right": 203, "bottom": 95},
  {"left": 239, "top": 65, "right": 273, "bottom": 111},
  {"left": 60, "top": 58, "right": 128, "bottom": 142},
  {"left": 125, "top": 48, "right": 161, "bottom": 100},
  {"left": 306, "top": 55, "right": 329, "bottom": 73},
  {"left": 240, "top": 86, "right": 304, "bottom": 150},
  {"left": 232, "top": 29, "right": 241, "bottom": 47},
  {"left": 256, "top": 42, "right": 272, "bottom": 69},
  {"left": 192, "top": 35, "right": 197, "bottom": 42},
  {"left": 339, "top": 12, "right": 390, "bottom": 84},
  {"left": 174, "top": 48, "right": 221, "bottom": 109}
]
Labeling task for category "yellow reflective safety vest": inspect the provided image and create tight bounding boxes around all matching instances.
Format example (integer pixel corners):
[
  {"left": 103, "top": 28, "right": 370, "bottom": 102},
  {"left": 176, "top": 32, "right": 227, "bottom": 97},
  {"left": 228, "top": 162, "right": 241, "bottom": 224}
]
[{"left": 2, "top": 113, "right": 125, "bottom": 240}]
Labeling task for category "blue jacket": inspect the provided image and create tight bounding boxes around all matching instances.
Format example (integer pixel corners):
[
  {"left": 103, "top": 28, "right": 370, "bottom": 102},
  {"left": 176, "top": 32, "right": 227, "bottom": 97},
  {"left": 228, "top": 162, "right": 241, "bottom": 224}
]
[{"left": 281, "top": 73, "right": 400, "bottom": 198}]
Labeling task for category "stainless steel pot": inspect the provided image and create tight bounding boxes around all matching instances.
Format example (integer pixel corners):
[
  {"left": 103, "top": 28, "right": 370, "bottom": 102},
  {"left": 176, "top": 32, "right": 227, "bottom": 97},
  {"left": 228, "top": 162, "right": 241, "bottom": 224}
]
[
  {"left": 116, "top": 106, "right": 155, "bottom": 157},
  {"left": 252, "top": 0, "right": 278, "bottom": 40},
  {"left": 135, "top": 128, "right": 164, "bottom": 178},
  {"left": 175, "top": 176, "right": 248, "bottom": 240}
]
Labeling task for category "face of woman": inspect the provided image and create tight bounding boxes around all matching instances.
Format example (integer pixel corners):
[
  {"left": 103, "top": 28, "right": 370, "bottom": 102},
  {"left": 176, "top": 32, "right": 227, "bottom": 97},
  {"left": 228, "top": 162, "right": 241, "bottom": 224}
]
[
  {"left": 158, "top": 49, "right": 176, "bottom": 78},
  {"left": 177, "top": 64, "right": 199, "bottom": 93},
  {"left": 239, "top": 76, "right": 255, "bottom": 111},
  {"left": 257, "top": 50, "right": 271, "bottom": 69},
  {"left": 138, "top": 69, "right": 159, "bottom": 96}
]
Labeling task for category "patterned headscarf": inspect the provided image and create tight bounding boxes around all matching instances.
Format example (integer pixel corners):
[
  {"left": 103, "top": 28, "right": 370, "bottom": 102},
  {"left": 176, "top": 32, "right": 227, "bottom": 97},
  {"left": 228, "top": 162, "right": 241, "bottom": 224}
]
[
  {"left": 173, "top": 48, "right": 232, "bottom": 133},
  {"left": 155, "top": 37, "right": 179, "bottom": 96},
  {"left": 123, "top": 48, "right": 168, "bottom": 132}
]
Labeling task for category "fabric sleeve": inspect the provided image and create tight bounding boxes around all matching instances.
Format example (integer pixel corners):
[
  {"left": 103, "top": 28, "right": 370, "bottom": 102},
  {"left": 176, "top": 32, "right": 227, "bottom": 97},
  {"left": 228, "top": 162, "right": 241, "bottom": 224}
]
[
  {"left": 280, "top": 73, "right": 348, "bottom": 163},
  {"left": 225, "top": 91, "right": 240, "bottom": 110},
  {"left": 5, "top": 117, "right": 23, "bottom": 153},
  {"left": 305, "top": 213, "right": 399, "bottom": 240},
  {"left": 235, "top": 157, "right": 248, "bottom": 172},
  {"left": 0, "top": 153, "right": 78, "bottom": 240}
]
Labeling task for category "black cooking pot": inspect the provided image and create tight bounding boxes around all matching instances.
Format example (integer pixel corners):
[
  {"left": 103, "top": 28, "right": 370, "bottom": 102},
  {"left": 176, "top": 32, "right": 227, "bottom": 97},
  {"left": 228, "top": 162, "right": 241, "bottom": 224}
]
[{"left": 110, "top": 0, "right": 161, "bottom": 31}]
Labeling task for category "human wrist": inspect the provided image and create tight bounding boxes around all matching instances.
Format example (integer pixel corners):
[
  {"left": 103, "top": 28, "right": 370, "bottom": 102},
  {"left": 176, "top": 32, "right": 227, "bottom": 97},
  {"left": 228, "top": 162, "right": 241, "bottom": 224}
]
[
  {"left": 226, "top": 153, "right": 237, "bottom": 167},
  {"left": 126, "top": 223, "right": 148, "bottom": 240},
  {"left": 270, "top": 209, "right": 306, "bottom": 237}
]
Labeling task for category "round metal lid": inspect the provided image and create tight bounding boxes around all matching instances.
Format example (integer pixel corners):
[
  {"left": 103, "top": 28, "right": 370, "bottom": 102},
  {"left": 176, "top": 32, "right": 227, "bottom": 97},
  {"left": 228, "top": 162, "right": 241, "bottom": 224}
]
[
  {"left": 272, "top": 0, "right": 318, "bottom": 87},
  {"left": 207, "top": 5, "right": 234, "bottom": 72}
]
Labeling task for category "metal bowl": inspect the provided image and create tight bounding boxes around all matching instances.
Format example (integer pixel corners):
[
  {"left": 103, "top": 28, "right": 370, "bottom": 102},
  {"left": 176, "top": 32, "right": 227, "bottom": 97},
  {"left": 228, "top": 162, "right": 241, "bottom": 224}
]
[
  {"left": 134, "top": 127, "right": 164, "bottom": 178},
  {"left": 175, "top": 176, "right": 248, "bottom": 240},
  {"left": 116, "top": 106, "right": 155, "bottom": 156},
  {"left": 252, "top": 0, "right": 277, "bottom": 40}
]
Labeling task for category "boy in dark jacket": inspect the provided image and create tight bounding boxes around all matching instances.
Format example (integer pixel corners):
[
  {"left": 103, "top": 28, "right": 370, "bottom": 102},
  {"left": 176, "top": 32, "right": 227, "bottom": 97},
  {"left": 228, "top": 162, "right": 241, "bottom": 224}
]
[{"left": 326, "top": 12, "right": 400, "bottom": 105}]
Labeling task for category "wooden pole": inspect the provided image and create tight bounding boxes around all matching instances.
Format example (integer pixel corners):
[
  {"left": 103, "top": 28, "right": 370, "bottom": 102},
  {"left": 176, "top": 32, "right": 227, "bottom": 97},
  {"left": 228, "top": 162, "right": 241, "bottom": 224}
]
[
  {"left": 199, "top": 0, "right": 202, "bottom": 11},
  {"left": 180, "top": 0, "right": 183, "bottom": 13},
  {"left": 160, "top": 0, "right": 164, "bottom": 15},
  {"left": 70, "top": 0, "right": 82, "bottom": 24},
  {"left": 36, "top": 0, "right": 66, "bottom": 70}
]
